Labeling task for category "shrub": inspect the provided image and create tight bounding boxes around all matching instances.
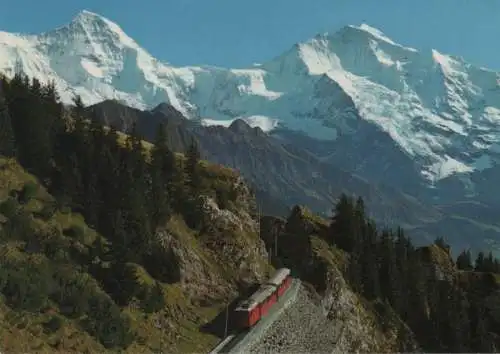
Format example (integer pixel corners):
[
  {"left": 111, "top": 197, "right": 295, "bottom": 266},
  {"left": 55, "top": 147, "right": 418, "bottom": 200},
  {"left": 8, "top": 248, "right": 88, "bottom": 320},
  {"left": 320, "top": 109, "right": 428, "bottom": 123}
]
[
  {"left": 18, "top": 181, "right": 38, "bottom": 204},
  {"left": 216, "top": 189, "right": 230, "bottom": 210},
  {"left": 141, "top": 281, "right": 166, "bottom": 313},
  {"left": 82, "top": 293, "right": 135, "bottom": 348},
  {"left": 36, "top": 203, "right": 57, "bottom": 220},
  {"left": 0, "top": 197, "right": 19, "bottom": 219},
  {"left": 8, "top": 189, "right": 19, "bottom": 199},
  {"left": 63, "top": 224, "right": 85, "bottom": 242},
  {"left": 4, "top": 211, "right": 33, "bottom": 241},
  {"left": 54, "top": 274, "right": 93, "bottom": 317},
  {"left": 1, "top": 262, "right": 51, "bottom": 312},
  {"left": 43, "top": 315, "right": 64, "bottom": 333}
]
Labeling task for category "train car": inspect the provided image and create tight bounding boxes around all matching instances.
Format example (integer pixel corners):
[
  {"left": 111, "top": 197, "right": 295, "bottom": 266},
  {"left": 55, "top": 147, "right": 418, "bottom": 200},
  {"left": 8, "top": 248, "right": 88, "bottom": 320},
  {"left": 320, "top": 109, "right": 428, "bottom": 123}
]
[
  {"left": 234, "top": 268, "right": 292, "bottom": 329},
  {"left": 234, "top": 284, "right": 275, "bottom": 328},
  {"left": 233, "top": 298, "right": 259, "bottom": 328},
  {"left": 266, "top": 268, "right": 292, "bottom": 297}
]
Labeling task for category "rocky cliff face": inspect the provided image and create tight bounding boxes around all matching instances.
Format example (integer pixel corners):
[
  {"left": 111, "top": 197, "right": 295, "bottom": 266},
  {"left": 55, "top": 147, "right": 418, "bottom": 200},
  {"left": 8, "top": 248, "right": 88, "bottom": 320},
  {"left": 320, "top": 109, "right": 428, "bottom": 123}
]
[
  {"left": 258, "top": 206, "right": 419, "bottom": 352},
  {"left": 416, "top": 244, "right": 456, "bottom": 281},
  {"left": 163, "top": 169, "right": 270, "bottom": 303}
]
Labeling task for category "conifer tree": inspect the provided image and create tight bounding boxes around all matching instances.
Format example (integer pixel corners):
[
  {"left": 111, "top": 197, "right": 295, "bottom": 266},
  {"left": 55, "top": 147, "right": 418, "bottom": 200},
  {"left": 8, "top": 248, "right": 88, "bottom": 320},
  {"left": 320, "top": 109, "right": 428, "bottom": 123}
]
[
  {"left": 456, "top": 249, "right": 473, "bottom": 270},
  {"left": 449, "top": 285, "right": 471, "bottom": 352},
  {"left": 0, "top": 86, "right": 16, "bottom": 157},
  {"left": 475, "top": 251, "right": 485, "bottom": 271},
  {"left": 361, "top": 219, "right": 380, "bottom": 299},
  {"left": 378, "top": 228, "right": 396, "bottom": 302},
  {"left": 149, "top": 123, "right": 175, "bottom": 229},
  {"left": 184, "top": 138, "right": 202, "bottom": 195},
  {"left": 329, "top": 193, "right": 356, "bottom": 252}
]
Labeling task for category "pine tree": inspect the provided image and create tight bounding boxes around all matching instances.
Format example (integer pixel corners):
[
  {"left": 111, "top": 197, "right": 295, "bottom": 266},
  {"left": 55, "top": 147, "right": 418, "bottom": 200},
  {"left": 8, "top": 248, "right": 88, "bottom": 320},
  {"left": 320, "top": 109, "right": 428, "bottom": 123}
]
[
  {"left": 184, "top": 138, "right": 202, "bottom": 195},
  {"left": 6, "top": 73, "right": 47, "bottom": 174},
  {"left": 456, "top": 249, "right": 474, "bottom": 271},
  {"left": 475, "top": 251, "right": 485, "bottom": 271},
  {"left": 392, "top": 228, "right": 409, "bottom": 315},
  {"left": 485, "top": 252, "right": 495, "bottom": 272},
  {"left": 142, "top": 281, "right": 166, "bottom": 313},
  {"left": 360, "top": 219, "right": 380, "bottom": 299},
  {"left": 72, "top": 94, "right": 86, "bottom": 125},
  {"left": 116, "top": 125, "right": 153, "bottom": 259},
  {"left": 472, "top": 304, "right": 494, "bottom": 352},
  {"left": 448, "top": 285, "right": 470, "bottom": 352},
  {"left": 109, "top": 209, "right": 132, "bottom": 260},
  {"left": 149, "top": 123, "right": 175, "bottom": 229},
  {"left": 182, "top": 138, "right": 205, "bottom": 229},
  {"left": 0, "top": 87, "right": 16, "bottom": 157},
  {"left": 378, "top": 229, "right": 393, "bottom": 300},
  {"left": 405, "top": 253, "right": 428, "bottom": 338},
  {"left": 434, "top": 236, "right": 449, "bottom": 250},
  {"left": 347, "top": 247, "right": 363, "bottom": 293},
  {"left": 329, "top": 193, "right": 356, "bottom": 252}
]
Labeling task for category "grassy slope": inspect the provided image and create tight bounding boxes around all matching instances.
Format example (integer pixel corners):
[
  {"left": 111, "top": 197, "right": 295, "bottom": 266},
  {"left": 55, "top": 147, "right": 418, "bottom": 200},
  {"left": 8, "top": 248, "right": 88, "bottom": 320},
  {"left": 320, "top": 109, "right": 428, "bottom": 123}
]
[{"left": 0, "top": 153, "right": 262, "bottom": 353}]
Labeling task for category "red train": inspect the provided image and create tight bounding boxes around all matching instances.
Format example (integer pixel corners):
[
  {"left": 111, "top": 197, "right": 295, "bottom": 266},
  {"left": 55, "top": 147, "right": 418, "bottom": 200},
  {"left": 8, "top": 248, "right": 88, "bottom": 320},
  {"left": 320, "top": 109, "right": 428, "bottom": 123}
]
[{"left": 233, "top": 268, "right": 292, "bottom": 328}]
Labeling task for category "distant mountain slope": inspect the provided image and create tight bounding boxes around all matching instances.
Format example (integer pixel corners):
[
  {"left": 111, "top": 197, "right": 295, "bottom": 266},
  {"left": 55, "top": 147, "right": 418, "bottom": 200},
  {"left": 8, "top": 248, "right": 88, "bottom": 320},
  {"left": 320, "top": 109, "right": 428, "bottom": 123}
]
[
  {"left": 3, "top": 10, "right": 500, "bottom": 252},
  {"left": 86, "top": 100, "right": 500, "bottom": 254}
]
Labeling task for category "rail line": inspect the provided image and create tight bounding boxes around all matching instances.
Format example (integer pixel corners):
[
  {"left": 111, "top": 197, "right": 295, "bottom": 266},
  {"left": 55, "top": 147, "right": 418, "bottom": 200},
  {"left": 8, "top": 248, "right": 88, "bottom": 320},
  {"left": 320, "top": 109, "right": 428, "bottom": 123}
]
[{"left": 208, "top": 279, "right": 300, "bottom": 354}]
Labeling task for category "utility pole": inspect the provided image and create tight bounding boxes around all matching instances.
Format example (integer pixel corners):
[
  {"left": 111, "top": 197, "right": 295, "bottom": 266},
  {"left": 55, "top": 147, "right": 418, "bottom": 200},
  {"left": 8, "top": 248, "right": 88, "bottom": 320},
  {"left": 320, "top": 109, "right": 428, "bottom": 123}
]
[
  {"left": 224, "top": 304, "right": 229, "bottom": 338},
  {"left": 274, "top": 228, "right": 278, "bottom": 257},
  {"left": 257, "top": 204, "right": 261, "bottom": 238}
]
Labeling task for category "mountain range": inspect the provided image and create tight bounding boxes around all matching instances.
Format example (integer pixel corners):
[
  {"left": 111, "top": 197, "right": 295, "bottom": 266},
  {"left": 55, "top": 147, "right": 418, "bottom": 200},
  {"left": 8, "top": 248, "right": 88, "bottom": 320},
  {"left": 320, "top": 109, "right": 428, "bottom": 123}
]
[{"left": 2, "top": 10, "right": 500, "bottom": 253}]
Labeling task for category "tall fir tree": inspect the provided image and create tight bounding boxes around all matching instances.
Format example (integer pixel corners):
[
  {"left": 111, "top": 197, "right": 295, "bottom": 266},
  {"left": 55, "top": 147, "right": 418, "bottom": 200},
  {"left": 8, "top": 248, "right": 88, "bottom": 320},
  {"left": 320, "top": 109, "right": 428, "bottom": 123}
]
[
  {"left": 0, "top": 82, "right": 16, "bottom": 157},
  {"left": 329, "top": 193, "right": 356, "bottom": 252},
  {"left": 149, "top": 123, "right": 175, "bottom": 229},
  {"left": 184, "top": 138, "right": 202, "bottom": 195},
  {"left": 456, "top": 249, "right": 473, "bottom": 271}
]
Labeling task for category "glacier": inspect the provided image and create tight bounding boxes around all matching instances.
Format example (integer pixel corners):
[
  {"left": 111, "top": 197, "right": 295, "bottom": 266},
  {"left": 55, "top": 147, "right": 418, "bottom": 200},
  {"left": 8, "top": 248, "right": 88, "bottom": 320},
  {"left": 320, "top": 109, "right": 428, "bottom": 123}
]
[{"left": 2, "top": 10, "right": 500, "bottom": 182}]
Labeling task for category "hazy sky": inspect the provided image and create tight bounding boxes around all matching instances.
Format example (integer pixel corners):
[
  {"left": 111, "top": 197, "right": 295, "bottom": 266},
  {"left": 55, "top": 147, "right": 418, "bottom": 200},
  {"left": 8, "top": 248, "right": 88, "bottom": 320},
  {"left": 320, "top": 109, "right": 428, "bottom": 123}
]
[{"left": 1, "top": 0, "right": 500, "bottom": 69}]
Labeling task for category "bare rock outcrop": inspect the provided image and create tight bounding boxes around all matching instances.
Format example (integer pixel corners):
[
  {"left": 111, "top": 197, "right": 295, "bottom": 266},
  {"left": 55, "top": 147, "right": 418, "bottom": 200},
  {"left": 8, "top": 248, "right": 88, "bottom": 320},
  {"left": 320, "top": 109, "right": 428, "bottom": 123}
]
[{"left": 253, "top": 204, "right": 420, "bottom": 353}]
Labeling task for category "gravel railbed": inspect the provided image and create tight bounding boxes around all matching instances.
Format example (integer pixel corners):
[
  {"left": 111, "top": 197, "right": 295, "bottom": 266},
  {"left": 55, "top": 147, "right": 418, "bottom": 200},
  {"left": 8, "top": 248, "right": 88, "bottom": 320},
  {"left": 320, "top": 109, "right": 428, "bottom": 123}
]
[{"left": 246, "top": 284, "right": 343, "bottom": 354}]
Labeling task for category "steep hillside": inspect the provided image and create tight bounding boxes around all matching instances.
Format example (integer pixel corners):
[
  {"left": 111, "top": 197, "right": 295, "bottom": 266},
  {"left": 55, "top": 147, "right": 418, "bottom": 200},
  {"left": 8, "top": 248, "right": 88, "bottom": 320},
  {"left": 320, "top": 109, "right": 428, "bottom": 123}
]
[
  {"left": 0, "top": 73, "right": 277, "bottom": 352},
  {"left": 0, "top": 154, "right": 273, "bottom": 353},
  {"left": 259, "top": 202, "right": 500, "bottom": 353}
]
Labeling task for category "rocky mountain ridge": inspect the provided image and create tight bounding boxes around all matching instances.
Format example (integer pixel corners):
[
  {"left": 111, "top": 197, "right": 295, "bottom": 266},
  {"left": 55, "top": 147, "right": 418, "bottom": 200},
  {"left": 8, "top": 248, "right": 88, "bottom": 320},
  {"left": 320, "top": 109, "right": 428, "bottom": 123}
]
[
  {"left": 85, "top": 100, "right": 500, "bottom": 253},
  {"left": 3, "top": 10, "right": 500, "bottom": 252}
]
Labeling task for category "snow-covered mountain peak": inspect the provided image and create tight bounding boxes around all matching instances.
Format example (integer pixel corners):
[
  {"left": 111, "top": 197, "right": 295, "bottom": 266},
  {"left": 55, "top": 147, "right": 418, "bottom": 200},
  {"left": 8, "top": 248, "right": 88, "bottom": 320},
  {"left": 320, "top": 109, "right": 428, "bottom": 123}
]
[
  {"left": 328, "top": 24, "right": 418, "bottom": 52},
  {"left": 352, "top": 24, "right": 399, "bottom": 46},
  {"left": 63, "top": 9, "right": 139, "bottom": 50},
  {"left": 3, "top": 15, "right": 500, "bottom": 182},
  {"left": 35, "top": 9, "right": 143, "bottom": 58},
  {"left": 75, "top": 9, "right": 107, "bottom": 21},
  {"left": 264, "top": 22, "right": 422, "bottom": 81}
]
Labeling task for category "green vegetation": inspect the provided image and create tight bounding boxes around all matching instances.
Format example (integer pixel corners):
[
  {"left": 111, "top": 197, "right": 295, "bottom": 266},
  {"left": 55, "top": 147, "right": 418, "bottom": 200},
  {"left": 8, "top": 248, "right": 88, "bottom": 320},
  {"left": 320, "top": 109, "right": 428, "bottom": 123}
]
[
  {"left": 306, "top": 194, "right": 500, "bottom": 352},
  {"left": 3, "top": 72, "right": 500, "bottom": 353},
  {"left": 0, "top": 73, "right": 268, "bottom": 352},
  {"left": 262, "top": 194, "right": 500, "bottom": 352}
]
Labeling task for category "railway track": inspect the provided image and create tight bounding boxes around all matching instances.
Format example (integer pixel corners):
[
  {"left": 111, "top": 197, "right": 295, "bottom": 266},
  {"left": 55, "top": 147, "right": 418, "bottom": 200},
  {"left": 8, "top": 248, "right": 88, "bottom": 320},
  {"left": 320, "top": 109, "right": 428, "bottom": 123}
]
[{"left": 208, "top": 279, "right": 300, "bottom": 354}]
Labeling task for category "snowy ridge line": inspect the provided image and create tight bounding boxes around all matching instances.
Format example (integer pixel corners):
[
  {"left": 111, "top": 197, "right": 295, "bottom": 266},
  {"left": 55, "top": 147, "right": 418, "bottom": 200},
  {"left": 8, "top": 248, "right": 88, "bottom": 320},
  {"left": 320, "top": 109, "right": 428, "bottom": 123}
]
[{"left": 2, "top": 11, "right": 500, "bottom": 181}]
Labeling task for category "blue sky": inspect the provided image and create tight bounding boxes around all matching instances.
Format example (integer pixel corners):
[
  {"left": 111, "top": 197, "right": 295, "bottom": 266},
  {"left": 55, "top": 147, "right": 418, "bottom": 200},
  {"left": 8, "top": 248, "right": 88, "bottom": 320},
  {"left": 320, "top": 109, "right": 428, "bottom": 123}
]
[{"left": 1, "top": 0, "right": 500, "bottom": 69}]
